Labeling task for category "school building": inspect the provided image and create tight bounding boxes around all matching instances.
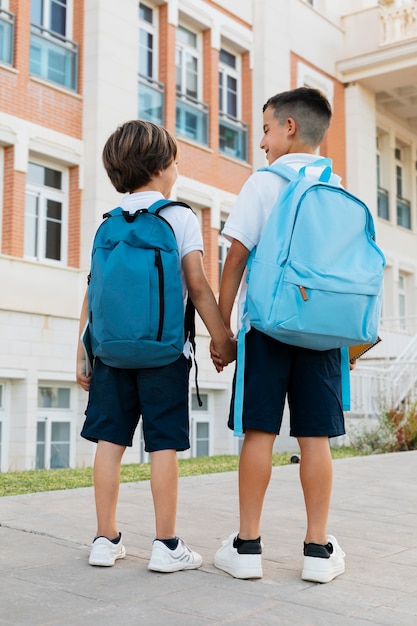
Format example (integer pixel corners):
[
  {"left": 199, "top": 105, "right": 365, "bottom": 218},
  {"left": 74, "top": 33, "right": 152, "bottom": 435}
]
[{"left": 0, "top": 0, "right": 416, "bottom": 471}]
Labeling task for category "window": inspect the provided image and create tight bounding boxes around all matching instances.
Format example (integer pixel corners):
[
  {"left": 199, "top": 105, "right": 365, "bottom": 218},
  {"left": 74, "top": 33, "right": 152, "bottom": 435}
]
[
  {"left": 36, "top": 385, "right": 72, "bottom": 469},
  {"left": 395, "top": 148, "right": 411, "bottom": 229},
  {"left": 38, "top": 386, "right": 70, "bottom": 408},
  {"left": 31, "top": 0, "right": 68, "bottom": 37},
  {"left": 398, "top": 274, "right": 406, "bottom": 330},
  {"left": 219, "top": 49, "right": 247, "bottom": 160},
  {"left": 30, "top": 0, "right": 78, "bottom": 90},
  {"left": 376, "top": 136, "right": 389, "bottom": 220},
  {"left": 25, "top": 161, "right": 67, "bottom": 263},
  {"left": 36, "top": 420, "right": 71, "bottom": 469},
  {"left": 0, "top": 5, "right": 14, "bottom": 66},
  {"left": 218, "top": 219, "right": 231, "bottom": 287},
  {"left": 138, "top": 2, "right": 164, "bottom": 124},
  {"left": 191, "top": 392, "right": 210, "bottom": 457},
  {"left": 176, "top": 25, "right": 208, "bottom": 144}
]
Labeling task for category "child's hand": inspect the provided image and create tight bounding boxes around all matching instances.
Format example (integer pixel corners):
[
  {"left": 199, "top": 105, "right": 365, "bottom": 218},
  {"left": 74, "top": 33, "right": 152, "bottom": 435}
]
[
  {"left": 76, "top": 358, "right": 91, "bottom": 391},
  {"left": 210, "top": 337, "right": 236, "bottom": 372}
]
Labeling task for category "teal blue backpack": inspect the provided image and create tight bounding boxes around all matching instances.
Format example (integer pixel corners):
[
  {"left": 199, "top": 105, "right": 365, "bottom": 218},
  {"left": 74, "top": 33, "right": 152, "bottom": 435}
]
[
  {"left": 88, "top": 199, "right": 195, "bottom": 369},
  {"left": 233, "top": 159, "right": 385, "bottom": 435}
]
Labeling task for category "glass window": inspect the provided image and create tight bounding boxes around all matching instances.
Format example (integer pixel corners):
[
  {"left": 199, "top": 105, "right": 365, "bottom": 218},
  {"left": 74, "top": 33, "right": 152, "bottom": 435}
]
[
  {"left": 176, "top": 26, "right": 199, "bottom": 100},
  {"left": 38, "top": 386, "right": 70, "bottom": 408},
  {"left": 36, "top": 420, "right": 70, "bottom": 469},
  {"left": 31, "top": 0, "right": 67, "bottom": 36},
  {"left": 191, "top": 393, "right": 208, "bottom": 411},
  {"left": 36, "top": 421, "right": 46, "bottom": 469},
  {"left": 218, "top": 219, "right": 231, "bottom": 286},
  {"left": 25, "top": 162, "right": 67, "bottom": 263},
  {"left": 219, "top": 49, "right": 238, "bottom": 118},
  {"left": 195, "top": 422, "right": 209, "bottom": 457},
  {"left": 139, "top": 3, "right": 155, "bottom": 79},
  {"left": 398, "top": 274, "right": 406, "bottom": 330},
  {"left": 50, "top": 421, "right": 70, "bottom": 468}
]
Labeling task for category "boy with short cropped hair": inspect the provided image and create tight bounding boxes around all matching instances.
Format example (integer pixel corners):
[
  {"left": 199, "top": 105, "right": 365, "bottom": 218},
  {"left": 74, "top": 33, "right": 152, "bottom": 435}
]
[
  {"left": 77, "top": 120, "right": 235, "bottom": 572},
  {"left": 212, "top": 87, "right": 346, "bottom": 583}
]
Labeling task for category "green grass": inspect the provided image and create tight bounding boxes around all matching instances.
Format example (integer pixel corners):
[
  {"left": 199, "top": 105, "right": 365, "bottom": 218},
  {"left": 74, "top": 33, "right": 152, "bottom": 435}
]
[{"left": 0, "top": 446, "right": 357, "bottom": 497}]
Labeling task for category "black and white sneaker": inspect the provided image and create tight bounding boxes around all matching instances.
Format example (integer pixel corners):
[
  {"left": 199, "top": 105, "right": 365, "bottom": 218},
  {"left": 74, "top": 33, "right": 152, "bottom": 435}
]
[{"left": 302, "top": 534, "right": 345, "bottom": 583}]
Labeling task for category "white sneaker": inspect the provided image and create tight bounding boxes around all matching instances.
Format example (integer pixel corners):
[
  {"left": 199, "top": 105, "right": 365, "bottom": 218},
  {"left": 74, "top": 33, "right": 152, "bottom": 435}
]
[
  {"left": 89, "top": 533, "right": 126, "bottom": 566},
  {"left": 302, "top": 534, "right": 345, "bottom": 583},
  {"left": 214, "top": 533, "right": 263, "bottom": 579},
  {"left": 148, "top": 538, "right": 202, "bottom": 573}
]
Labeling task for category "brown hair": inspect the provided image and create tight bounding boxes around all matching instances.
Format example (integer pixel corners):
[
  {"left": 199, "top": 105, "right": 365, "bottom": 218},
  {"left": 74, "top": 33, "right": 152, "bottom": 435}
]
[
  {"left": 102, "top": 120, "right": 178, "bottom": 193},
  {"left": 263, "top": 87, "right": 332, "bottom": 147}
]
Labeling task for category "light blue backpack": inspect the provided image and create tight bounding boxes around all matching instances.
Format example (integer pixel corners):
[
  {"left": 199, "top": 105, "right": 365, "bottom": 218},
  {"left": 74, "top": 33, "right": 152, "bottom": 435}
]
[
  {"left": 233, "top": 159, "right": 385, "bottom": 435},
  {"left": 88, "top": 199, "right": 194, "bottom": 369}
]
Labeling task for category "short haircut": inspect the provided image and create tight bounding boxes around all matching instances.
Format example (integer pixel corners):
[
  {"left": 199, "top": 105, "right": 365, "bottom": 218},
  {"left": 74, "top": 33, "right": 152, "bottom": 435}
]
[
  {"left": 102, "top": 120, "right": 178, "bottom": 193},
  {"left": 263, "top": 87, "right": 332, "bottom": 147}
]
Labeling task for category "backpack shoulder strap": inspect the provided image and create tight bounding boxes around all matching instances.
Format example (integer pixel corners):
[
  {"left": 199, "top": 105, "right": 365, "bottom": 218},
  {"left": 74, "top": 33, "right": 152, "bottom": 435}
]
[
  {"left": 148, "top": 199, "right": 193, "bottom": 215},
  {"left": 102, "top": 206, "right": 124, "bottom": 219},
  {"left": 258, "top": 157, "right": 333, "bottom": 183}
]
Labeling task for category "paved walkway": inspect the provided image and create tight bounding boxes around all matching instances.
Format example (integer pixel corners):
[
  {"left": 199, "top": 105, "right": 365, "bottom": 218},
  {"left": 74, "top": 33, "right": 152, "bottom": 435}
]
[{"left": 1, "top": 451, "right": 417, "bottom": 625}]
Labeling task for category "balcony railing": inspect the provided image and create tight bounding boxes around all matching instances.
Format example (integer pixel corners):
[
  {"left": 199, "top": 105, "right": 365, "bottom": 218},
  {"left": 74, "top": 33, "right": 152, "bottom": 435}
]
[
  {"left": 377, "top": 187, "right": 389, "bottom": 220},
  {"left": 176, "top": 94, "right": 208, "bottom": 145},
  {"left": 219, "top": 114, "right": 248, "bottom": 161},
  {"left": 138, "top": 75, "right": 165, "bottom": 125},
  {"left": 0, "top": 8, "right": 14, "bottom": 66},
  {"left": 380, "top": 2, "right": 417, "bottom": 45},
  {"left": 30, "top": 24, "right": 78, "bottom": 91},
  {"left": 397, "top": 196, "right": 411, "bottom": 229}
]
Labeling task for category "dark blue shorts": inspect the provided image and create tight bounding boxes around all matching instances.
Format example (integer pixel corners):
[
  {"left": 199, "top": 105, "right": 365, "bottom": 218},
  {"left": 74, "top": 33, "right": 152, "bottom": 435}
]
[
  {"left": 229, "top": 328, "right": 345, "bottom": 438},
  {"left": 81, "top": 355, "right": 190, "bottom": 452}
]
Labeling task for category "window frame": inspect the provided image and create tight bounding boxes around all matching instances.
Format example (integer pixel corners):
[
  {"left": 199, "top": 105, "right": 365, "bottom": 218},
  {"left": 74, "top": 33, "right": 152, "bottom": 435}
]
[
  {"left": 31, "top": 0, "right": 73, "bottom": 39},
  {"left": 36, "top": 383, "right": 75, "bottom": 469},
  {"left": 139, "top": 1, "right": 158, "bottom": 81},
  {"left": 24, "top": 159, "right": 69, "bottom": 265},
  {"left": 219, "top": 47, "right": 240, "bottom": 120},
  {"left": 176, "top": 24, "right": 202, "bottom": 102},
  {"left": 190, "top": 392, "right": 211, "bottom": 458}
]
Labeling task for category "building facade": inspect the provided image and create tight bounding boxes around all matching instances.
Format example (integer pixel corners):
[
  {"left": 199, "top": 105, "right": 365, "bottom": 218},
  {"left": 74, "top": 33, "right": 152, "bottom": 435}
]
[{"left": 0, "top": 0, "right": 416, "bottom": 471}]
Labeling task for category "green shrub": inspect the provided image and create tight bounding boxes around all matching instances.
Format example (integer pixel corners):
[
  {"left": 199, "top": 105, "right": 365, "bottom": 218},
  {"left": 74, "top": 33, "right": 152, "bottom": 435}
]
[
  {"left": 384, "top": 401, "right": 417, "bottom": 451},
  {"left": 348, "top": 400, "right": 417, "bottom": 454}
]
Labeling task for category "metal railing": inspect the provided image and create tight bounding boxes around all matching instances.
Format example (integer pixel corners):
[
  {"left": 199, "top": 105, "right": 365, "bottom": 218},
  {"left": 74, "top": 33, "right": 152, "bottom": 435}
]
[
  {"left": 30, "top": 24, "right": 78, "bottom": 91},
  {"left": 0, "top": 7, "right": 14, "bottom": 66},
  {"left": 138, "top": 75, "right": 165, "bottom": 125},
  {"left": 350, "top": 318, "right": 417, "bottom": 416},
  {"left": 176, "top": 94, "right": 209, "bottom": 145},
  {"left": 219, "top": 113, "right": 248, "bottom": 161}
]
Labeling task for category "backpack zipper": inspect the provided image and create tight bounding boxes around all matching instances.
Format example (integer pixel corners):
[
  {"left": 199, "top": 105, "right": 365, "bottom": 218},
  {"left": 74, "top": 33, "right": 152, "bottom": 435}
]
[
  {"left": 299, "top": 285, "right": 308, "bottom": 301},
  {"left": 154, "top": 249, "right": 164, "bottom": 341}
]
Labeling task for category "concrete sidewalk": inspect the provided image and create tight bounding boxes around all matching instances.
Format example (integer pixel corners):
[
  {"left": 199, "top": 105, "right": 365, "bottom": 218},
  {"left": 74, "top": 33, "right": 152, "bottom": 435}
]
[{"left": 1, "top": 451, "right": 417, "bottom": 625}]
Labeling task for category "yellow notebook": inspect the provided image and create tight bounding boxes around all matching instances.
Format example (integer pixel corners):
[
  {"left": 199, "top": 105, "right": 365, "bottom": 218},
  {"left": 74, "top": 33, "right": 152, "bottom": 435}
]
[{"left": 349, "top": 336, "right": 381, "bottom": 363}]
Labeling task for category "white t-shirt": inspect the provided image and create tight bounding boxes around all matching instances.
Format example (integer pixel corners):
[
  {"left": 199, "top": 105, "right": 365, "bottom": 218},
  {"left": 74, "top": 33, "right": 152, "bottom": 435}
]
[{"left": 222, "top": 153, "right": 341, "bottom": 328}]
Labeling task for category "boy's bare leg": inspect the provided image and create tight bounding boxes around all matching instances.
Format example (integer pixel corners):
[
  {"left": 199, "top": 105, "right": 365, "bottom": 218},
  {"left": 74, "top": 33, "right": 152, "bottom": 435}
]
[
  {"left": 94, "top": 440, "right": 125, "bottom": 538},
  {"left": 150, "top": 449, "right": 178, "bottom": 538},
  {"left": 238, "top": 429, "right": 275, "bottom": 540},
  {"left": 297, "top": 436, "right": 332, "bottom": 545}
]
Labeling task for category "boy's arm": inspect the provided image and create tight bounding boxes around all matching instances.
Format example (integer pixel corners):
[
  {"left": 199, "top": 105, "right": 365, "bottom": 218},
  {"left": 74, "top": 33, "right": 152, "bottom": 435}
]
[
  {"left": 182, "top": 250, "right": 236, "bottom": 366},
  {"left": 218, "top": 238, "right": 250, "bottom": 332},
  {"left": 76, "top": 289, "right": 91, "bottom": 391}
]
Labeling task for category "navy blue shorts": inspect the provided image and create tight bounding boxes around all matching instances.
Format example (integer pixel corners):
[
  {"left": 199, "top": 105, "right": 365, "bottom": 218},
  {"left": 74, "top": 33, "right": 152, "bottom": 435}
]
[
  {"left": 229, "top": 329, "right": 345, "bottom": 438},
  {"left": 81, "top": 355, "right": 190, "bottom": 452}
]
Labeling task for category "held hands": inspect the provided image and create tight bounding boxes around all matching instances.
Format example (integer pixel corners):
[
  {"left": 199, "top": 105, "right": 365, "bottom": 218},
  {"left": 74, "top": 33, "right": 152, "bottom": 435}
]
[{"left": 210, "top": 331, "right": 236, "bottom": 373}]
